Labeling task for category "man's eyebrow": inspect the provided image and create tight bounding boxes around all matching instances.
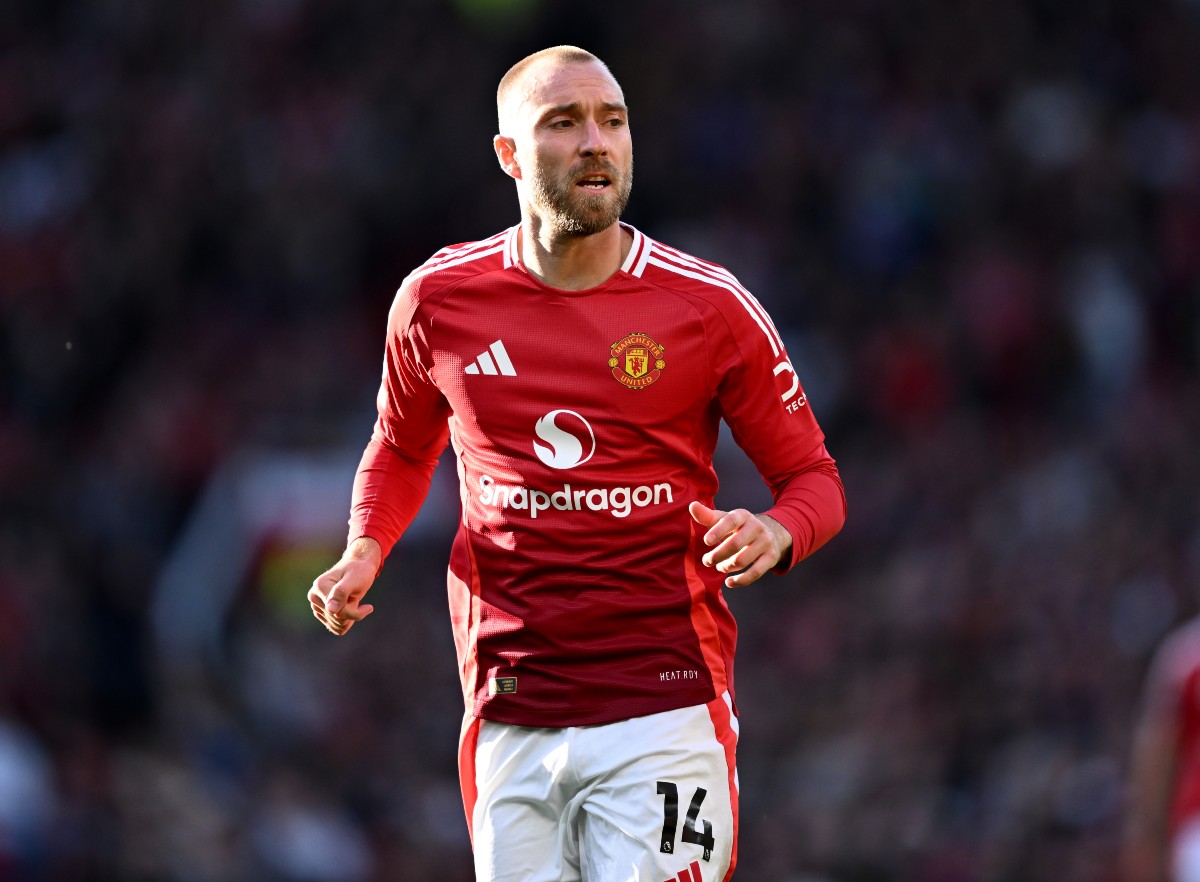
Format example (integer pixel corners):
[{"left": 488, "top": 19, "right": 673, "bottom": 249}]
[{"left": 537, "top": 101, "right": 629, "bottom": 122}]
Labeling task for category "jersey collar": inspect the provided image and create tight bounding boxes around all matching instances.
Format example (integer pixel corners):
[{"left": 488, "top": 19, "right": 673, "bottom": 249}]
[{"left": 503, "top": 223, "right": 649, "bottom": 279}]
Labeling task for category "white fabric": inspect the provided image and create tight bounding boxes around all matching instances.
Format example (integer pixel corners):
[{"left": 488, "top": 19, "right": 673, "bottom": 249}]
[{"left": 471, "top": 699, "right": 736, "bottom": 882}]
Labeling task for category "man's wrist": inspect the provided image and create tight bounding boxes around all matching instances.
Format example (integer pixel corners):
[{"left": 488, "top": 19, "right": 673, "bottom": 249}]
[
  {"left": 347, "top": 535, "right": 384, "bottom": 575},
  {"left": 759, "top": 514, "right": 793, "bottom": 568}
]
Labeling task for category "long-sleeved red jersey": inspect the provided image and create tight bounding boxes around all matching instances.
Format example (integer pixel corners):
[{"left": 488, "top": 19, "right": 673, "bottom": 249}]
[{"left": 350, "top": 224, "right": 846, "bottom": 727}]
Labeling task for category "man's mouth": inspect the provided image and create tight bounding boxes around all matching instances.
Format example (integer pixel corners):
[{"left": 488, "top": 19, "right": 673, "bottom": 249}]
[{"left": 577, "top": 175, "right": 611, "bottom": 191}]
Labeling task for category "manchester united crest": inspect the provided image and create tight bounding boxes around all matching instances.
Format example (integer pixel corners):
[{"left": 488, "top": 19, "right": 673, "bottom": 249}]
[{"left": 609, "top": 333, "right": 665, "bottom": 390}]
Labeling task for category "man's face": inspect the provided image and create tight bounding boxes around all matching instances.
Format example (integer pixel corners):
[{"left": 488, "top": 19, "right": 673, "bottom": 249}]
[{"left": 506, "top": 59, "right": 633, "bottom": 237}]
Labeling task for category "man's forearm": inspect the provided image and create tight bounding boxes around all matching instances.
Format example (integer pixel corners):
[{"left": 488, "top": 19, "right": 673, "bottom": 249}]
[{"left": 348, "top": 436, "right": 440, "bottom": 557}]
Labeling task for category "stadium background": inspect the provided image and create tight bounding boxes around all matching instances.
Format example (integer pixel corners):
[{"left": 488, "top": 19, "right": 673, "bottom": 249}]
[{"left": 2, "top": 0, "right": 1199, "bottom": 879}]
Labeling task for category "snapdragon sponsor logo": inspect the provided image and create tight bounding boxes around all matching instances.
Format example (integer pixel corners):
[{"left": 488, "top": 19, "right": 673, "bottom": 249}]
[
  {"left": 477, "top": 475, "right": 674, "bottom": 519},
  {"left": 532, "top": 409, "right": 595, "bottom": 470},
  {"left": 479, "top": 408, "right": 676, "bottom": 518}
]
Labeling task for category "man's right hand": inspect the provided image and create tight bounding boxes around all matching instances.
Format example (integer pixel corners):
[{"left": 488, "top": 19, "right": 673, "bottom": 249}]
[{"left": 308, "top": 537, "right": 382, "bottom": 636}]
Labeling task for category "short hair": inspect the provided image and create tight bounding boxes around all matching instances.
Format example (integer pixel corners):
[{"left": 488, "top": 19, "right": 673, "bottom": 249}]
[{"left": 496, "top": 45, "right": 612, "bottom": 133}]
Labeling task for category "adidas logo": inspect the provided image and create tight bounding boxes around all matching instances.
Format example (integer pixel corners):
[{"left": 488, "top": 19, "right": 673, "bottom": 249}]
[
  {"left": 663, "top": 861, "right": 703, "bottom": 882},
  {"left": 464, "top": 340, "right": 517, "bottom": 376}
]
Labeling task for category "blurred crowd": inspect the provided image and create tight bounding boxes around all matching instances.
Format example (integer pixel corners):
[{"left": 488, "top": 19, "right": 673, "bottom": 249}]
[{"left": 2, "top": 0, "right": 1199, "bottom": 879}]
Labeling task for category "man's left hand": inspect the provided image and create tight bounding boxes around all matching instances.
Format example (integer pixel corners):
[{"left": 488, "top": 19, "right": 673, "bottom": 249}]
[{"left": 689, "top": 501, "right": 792, "bottom": 588}]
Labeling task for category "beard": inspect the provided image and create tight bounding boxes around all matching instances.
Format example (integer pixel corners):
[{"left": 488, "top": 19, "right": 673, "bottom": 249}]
[{"left": 528, "top": 157, "right": 633, "bottom": 238}]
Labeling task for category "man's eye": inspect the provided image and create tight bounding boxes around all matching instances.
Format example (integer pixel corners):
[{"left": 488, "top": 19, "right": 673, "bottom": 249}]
[
  {"left": 551, "top": 119, "right": 574, "bottom": 129},
  {"left": 606, "top": 118, "right": 625, "bottom": 127}
]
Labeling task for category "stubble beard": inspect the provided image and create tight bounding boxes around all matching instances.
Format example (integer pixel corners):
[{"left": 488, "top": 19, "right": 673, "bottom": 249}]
[{"left": 529, "top": 158, "right": 634, "bottom": 239}]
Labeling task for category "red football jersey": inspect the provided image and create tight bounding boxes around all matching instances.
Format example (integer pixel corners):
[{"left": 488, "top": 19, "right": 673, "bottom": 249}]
[{"left": 350, "top": 224, "right": 846, "bottom": 727}]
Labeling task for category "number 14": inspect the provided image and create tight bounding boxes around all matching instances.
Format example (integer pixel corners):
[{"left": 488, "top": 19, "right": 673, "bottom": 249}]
[{"left": 656, "top": 781, "right": 715, "bottom": 861}]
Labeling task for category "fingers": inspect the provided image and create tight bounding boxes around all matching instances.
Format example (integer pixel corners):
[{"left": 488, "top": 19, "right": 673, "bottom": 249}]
[
  {"left": 697, "top": 506, "right": 755, "bottom": 564},
  {"left": 695, "top": 505, "right": 780, "bottom": 589},
  {"left": 308, "top": 566, "right": 375, "bottom": 637},
  {"left": 688, "top": 500, "right": 720, "bottom": 527},
  {"left": 308, "top": 578, "right": 350, "bottom": 636},
  {"left": 720, "top": 554, "right": 774, "bottom": 589}
]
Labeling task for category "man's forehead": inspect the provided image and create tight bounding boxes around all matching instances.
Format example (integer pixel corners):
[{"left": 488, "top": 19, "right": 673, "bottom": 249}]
[{"left": 506, "top": 59, "right": 624, "bottom": 120}]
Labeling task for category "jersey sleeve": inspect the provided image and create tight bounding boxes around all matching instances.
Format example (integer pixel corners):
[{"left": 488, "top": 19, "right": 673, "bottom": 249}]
[
  {"left": 708, "top": 289, "right": 846, "bottom": 571},
  {"left": 348, "top": 276, "right": 452, "bottom": 557}
]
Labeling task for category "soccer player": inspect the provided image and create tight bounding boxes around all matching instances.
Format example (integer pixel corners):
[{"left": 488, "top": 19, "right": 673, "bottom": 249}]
[
  {"left": 308, "top": 45, "right": 846, "bottom": 882},
  {"left": 1125, "top": 617, "right": 1200, "bottom": 882}
]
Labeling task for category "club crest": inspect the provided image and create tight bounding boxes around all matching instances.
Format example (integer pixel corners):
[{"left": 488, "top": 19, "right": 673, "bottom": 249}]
[{"left": 609, "top": 333, "right": 665, "bottom": 390}]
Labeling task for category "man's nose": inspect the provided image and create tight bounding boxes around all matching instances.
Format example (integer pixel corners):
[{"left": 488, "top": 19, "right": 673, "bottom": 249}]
[{"left": 579, "top": 119, "right": 609, "bottom": 156}]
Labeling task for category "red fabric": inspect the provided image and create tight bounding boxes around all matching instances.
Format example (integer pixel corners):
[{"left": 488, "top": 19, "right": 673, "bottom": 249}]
[
  {"left": 457, "top": 714, "right": 483, "bottom": 844},
  {"left": 705, "top": 694, "right": 740, "bottom": 882},
  {"left": 1173, "top": 662, "right": 1200, "bottom": 834},
  {"left": 349, "top": 224, "right": 845, "bottom": 727}
]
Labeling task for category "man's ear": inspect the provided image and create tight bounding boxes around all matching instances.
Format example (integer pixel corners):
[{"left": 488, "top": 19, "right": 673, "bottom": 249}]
[{"left": 493, "top": 134, "right": 521, "bottom": 180}]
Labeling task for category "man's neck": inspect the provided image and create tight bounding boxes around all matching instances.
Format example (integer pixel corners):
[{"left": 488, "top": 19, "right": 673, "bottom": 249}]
[{"left": 519, "top": 217, "right": 632, "bottom": 291}]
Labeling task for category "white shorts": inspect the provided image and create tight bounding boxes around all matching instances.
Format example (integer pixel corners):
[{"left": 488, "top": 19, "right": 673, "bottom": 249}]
[{"left": 458, "top": 693, "right": 740, "bottom": 882}]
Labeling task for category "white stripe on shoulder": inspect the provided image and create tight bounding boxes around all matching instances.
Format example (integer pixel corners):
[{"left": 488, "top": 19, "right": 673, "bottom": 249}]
[
  {"left": 404, "top": 230, "right": 511, "bottom": 285},
  {"left": 414, "top": 229, "right": 509, "bottom": 275},
  {"left": 435, "top": 230, "right": 507, "bottom": 263},
  {"left": 653, "top": 240, "right": 768, "bottom": 304},
  {"left": 406, "top": 242, "right": 507, "bottom": 284},
  {"left": 650, "top": 242, "right": 784, "bottom": 350},
  {"left": 645, "top": 244, "right": 783, "bottom": 356}
]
